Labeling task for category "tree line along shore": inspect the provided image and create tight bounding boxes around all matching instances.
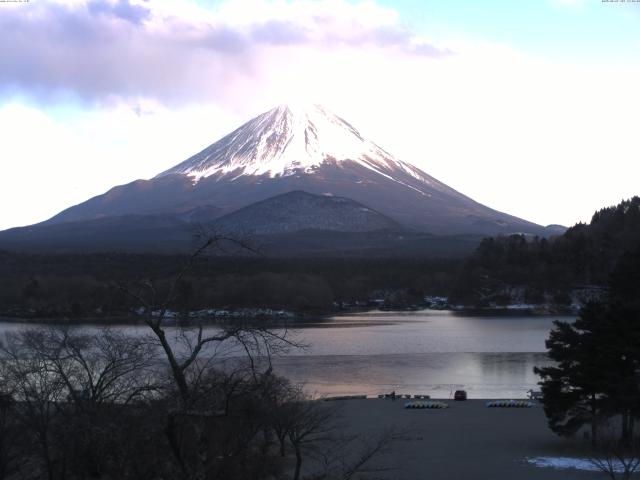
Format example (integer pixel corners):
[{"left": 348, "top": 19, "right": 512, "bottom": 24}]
[{"left": 0, "top": 197, "right": 638, "bottom": 321}]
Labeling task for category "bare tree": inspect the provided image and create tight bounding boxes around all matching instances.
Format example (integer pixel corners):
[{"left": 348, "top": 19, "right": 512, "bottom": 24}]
[
  {"left": 268, "top": 381, "right": 304, "bottom": 458},
  {"left": 115, "top": 233, "right": 307, "bottom": 480},
  {"left": 0, "top": 234, "right": 392, "bottom": 480},
  {"left": 0, "top": 390, "right": 22, "bottom": 480},
  {"left": 286, "top": 400, "right": 342, "bottom": 480},
  {"left": 1, "top": 326, "right": 166, "bottom": 480},
  {"left": 118, "top": 234, "right": 300, "bottom": 407},
  {"left": 588, "top": 421, "right": 640, "bottom": 480},
  {"left": 13, "top": 326, "right": 160, "bottom": 407},
  {"left": 269, "top": 391, "right": 397, "bottom": 480},
  {"left": 313, "top": 429, "right": 397, "bottom": 480},
  {"left": 2, "top": 335, "right": 68, "bottom": 480}
]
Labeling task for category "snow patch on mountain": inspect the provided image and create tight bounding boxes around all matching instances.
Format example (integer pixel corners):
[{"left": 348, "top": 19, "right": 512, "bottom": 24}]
[{"left": 156, "top": 104, "right": 427, "bottom": 184}]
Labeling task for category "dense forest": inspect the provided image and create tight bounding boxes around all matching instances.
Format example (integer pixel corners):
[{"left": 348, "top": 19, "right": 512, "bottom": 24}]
[
  {"left": 2, "top": 197, "right": 638, "bottom": 320},
  {"left": 450, "top": 197, "right": 640, "bottom": 307},
  {"left": 0, "top": 253, "right": 460, "bottom": 319}
]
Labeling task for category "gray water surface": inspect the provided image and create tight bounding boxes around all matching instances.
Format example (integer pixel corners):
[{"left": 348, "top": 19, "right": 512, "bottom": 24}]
[
  {"left": 271, "top": 310, "right": 567, "bottom": 398},
  {"left": 0, "top": 310, "right": 573, "bottom": 399}
]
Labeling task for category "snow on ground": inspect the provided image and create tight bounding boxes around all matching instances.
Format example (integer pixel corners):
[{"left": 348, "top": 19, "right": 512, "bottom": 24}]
[{"left": 526, "top": 456, "right": 631, "bottom": 472}]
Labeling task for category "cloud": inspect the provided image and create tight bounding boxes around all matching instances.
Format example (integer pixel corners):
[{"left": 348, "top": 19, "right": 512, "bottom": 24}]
[
  {"left": 0, "top": 0, "right": 450, "bottom": 107},
  {"left": 3, "top": 0, "right": 638, "bottom": 232},
  {"left": 249, "top": 20, "right": 311, "bottom": 45},
  {"left": 88, "top": 0, "right": 151, "bottom": 24}
]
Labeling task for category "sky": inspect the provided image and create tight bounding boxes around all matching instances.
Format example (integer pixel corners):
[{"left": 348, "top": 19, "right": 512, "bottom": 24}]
[{"left": 1, "top": 0, "right": 639, "bottom": 231}]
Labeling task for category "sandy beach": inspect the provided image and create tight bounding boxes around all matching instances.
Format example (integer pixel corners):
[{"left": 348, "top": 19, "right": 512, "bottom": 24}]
[{"left": 328, "top": 399, "right": 600, "bottom": 480}]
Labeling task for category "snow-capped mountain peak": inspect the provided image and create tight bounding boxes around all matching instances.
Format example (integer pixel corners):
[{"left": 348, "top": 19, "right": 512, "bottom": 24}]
[
  {"left": 157, "top": 103, "right": 419, "bottom": 182},
  {"left": 34, "top": 103, "right": 547, "bottom": 239}
]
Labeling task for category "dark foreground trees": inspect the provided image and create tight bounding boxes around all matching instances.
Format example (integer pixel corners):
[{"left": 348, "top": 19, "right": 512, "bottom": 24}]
[
  {"left": 0, "top": 234, "right": 393, "bottom": 479},
  {"left": 534, "top": 301, "right": 611, "bottom": 443},
  {"left": 0, "top": 326, "right": 162, "bottom": 480},
  {"left": 0, "top": 325, "right": 392, "bottom": 480},
  {"left": 535, "top": 247, "right": 640, "bottom": 446},
  {"left": 588, "top": 422, "right": 640, "bottom": 480}
]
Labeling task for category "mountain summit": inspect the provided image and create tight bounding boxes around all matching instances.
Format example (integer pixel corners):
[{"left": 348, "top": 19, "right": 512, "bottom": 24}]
[
  {"left": 6, "top": 103, "right": 552, "bottom": 252},
  {"left": 144, "top": 103, "right": 515, "bottom": 234},
  {"left": 157, "top": 104, "right": 430, "bottom": 186}
]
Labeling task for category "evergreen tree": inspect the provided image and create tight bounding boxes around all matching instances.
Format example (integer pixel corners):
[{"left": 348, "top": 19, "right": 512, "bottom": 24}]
[
  {"left": 451, "top": 197, "right": 640, "bottom": 305},
  {"left": 534, "top": 301, "right": 609, "bottom": 443},
  {"left": 535, "top": 247, "right": 640, "bottom": 444},
  {"left": 603, "top": 247, "right": 640, "bottom": 442}
]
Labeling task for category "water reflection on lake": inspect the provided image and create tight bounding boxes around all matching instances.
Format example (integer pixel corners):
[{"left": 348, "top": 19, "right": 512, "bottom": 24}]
[
  {"left": 0, "top": 310, "right": 573, "bottom": 399},
  {"left": 272, "top": 352, "right": 551, "bottom": 399},
  {"left": 290, "top": 310, "right": 564, "bottom": 355},
  {"left": 272, "top": 310, "right": 568, "bottom": 398}
]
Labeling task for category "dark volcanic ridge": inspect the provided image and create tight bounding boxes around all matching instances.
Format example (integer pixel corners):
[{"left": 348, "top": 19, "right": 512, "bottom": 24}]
[
  {"left": 0, "top": 191, "right": 480, "bottom": 257},
  {"left": 212, "top": 190, "right": 402, "bottom": 235}
]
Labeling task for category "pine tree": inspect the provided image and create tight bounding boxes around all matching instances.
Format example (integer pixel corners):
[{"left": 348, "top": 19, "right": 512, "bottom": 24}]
[
  {"left": 534, "top": 302, "right": 610, "bottom": 443},
  {"left": 535, "top": 246, "right": 640, "bottom": 444},
  {"left": 603, "top": 247, "right": 640, "bottom": 443}
]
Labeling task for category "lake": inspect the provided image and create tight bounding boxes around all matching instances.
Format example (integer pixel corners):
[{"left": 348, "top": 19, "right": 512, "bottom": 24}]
[
  {"left": 270, "top": 310, "right": 570, "bottom": 399},
  {"left": 0, "top": 310, "right": 573, "bottom": 399}
]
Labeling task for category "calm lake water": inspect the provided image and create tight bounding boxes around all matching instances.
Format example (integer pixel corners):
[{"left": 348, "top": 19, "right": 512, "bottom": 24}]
[
  {"left": 0, "top": 310, "right": 574, "bottom": 399},
  {"left": 271, "top": 310, "right": 570, "bottom": 399}
]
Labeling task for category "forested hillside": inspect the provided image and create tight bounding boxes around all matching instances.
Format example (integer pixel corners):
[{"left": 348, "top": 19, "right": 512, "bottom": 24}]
[
  {"left": 451, "top": 197, "right": 640, "bottom": 307},
  {"left": 0, "top": 254, "right": 459, "bottom": 319}
]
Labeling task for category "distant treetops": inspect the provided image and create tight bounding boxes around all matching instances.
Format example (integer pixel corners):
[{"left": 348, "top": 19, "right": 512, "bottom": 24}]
[{"left": 451, "top": 196, "right": 640, "bottom": 306}]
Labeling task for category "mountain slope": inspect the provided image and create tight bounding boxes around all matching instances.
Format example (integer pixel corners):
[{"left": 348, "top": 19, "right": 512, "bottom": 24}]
[
  {"left": 212, "top": 190, "right": 401, "bottom": 235},
  {"left": 0, "top": 193, "right": 481, "bottom": 256},
  {"left": 156, "top": 103, "right": 465, "bottom": 203},
  {"left": 43, "top": 104, "right": 545, "bottom": 237},
  {"left": 0, "top": 214, "right": 194, "bottom": 254}
]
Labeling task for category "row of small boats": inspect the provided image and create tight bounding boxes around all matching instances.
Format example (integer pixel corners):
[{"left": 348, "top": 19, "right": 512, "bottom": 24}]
[
  {"left": 486, "top": 400, "right": 534, "bottom": 408},
  {"left": 404, "top": 401, "right": 448, "bottom": 409},
  {"left": 403, "top": 399, "right": 535, "bottom": 409}
]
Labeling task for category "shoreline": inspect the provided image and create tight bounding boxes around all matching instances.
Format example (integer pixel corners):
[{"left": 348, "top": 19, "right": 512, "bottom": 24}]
[
  {"left": 0, "top": 306, "right": 575, "bottom": 325},
  {"left": 321, "top": 395, "right": 536, "bottom": 401}
]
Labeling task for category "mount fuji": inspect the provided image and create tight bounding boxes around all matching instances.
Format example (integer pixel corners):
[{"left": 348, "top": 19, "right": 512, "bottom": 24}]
[
  {"left": 157, "top": 104, "right": 437, "bottom": 184},
  {"left": 0, "top": 104, "right": 557, "bottom": 254}
]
